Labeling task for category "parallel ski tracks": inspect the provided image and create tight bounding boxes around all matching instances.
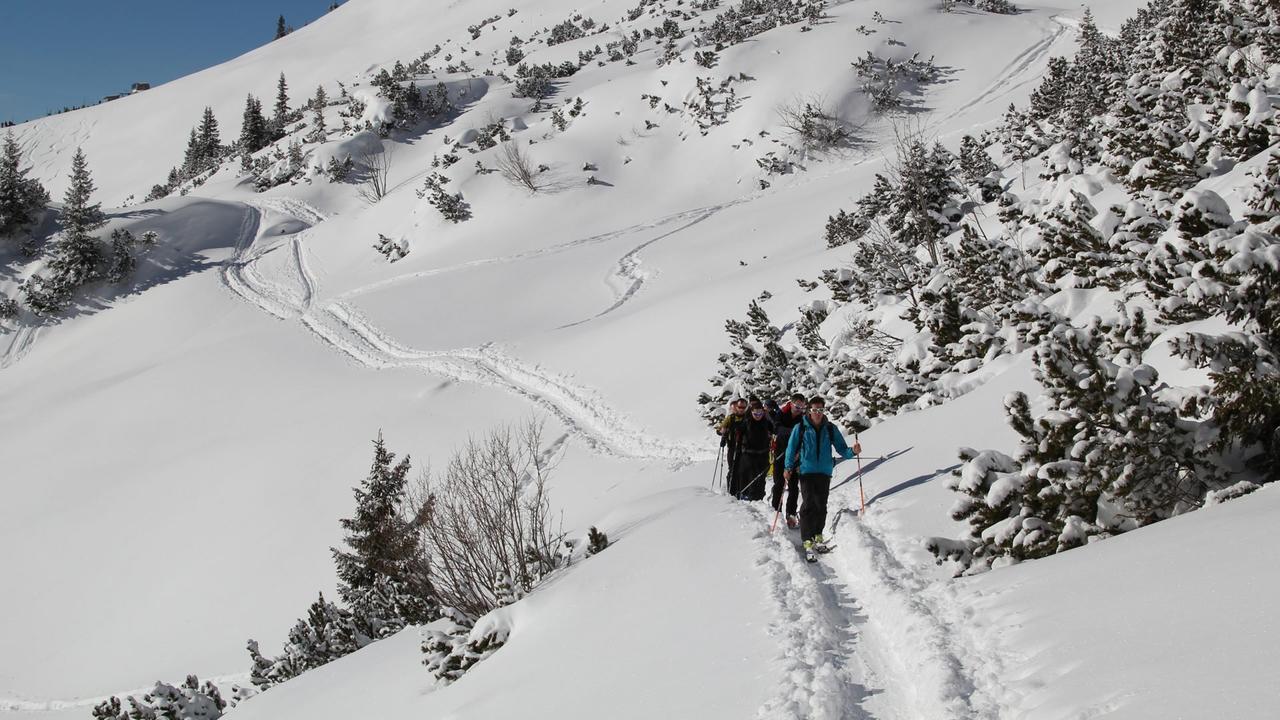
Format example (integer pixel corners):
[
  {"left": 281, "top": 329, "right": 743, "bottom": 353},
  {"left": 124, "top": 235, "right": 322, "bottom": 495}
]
[{"left": 221, "top": 201, "right": 709, "bottom": 465}]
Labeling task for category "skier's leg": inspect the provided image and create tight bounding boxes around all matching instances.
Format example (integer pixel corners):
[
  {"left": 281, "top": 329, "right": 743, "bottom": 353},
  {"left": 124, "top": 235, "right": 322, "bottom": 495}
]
[
  {"left": 770, "top": 461, "right": 786, "bottom": 511},
  {"left": 798, "top": 474, "right": 823, "bottom": 543},
  {"left": 814, "top": 473, "right": 832, "bottom": 540}
]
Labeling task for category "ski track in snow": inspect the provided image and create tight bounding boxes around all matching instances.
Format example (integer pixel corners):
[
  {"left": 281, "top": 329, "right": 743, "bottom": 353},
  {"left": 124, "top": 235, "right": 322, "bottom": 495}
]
[
  {"left": 223, "top": 201, "right": 710, "bottom": 465},
  {"left": 744, "top": 490, "right": 1012, "bottom": 720},
  {"left": 559, "top": 203, "right": 728, "bottom": 328},
  {"left": 934, "top": 13, "right": 1069, "bottom": 128},
  {"left": 337, "top": 202, "right": 732, "bottom": 302},
  {"left": 827, "top": 493, "right": 1013, "bottom": 719},
  {"left": 0, "top": 323, "right": 41, "bottom": 370},
  {"left": 748, "top": 503, "right": 873, "bottom": 720}
]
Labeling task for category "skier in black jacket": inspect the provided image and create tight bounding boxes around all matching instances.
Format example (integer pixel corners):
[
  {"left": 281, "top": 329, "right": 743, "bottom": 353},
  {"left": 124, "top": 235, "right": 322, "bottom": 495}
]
[
  {"left": 733, "top": 400, "right": 775, "bottom": 500},
  {"left": 770, "top": 393, "right": 807, "bottom": 527}
]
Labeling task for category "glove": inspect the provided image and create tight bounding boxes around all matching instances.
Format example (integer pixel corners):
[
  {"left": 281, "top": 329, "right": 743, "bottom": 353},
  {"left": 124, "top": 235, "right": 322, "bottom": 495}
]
[{"left": 853, "top": 442, "right": 862, "bottom": 455}]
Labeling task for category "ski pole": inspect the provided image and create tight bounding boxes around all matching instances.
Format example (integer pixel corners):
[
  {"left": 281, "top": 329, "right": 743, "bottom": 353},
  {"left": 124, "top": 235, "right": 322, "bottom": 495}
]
[
  {"left": 770, "top": 475, "right": 785, "bottom": 533},
  {"left": 711, "top": 443, "right": 724, "bottom": 491},
  {"left": 739, "top": 465, "right": 769, "bottom": 498},
  {"left": 855, "top": 433, "right": 866, "bottom": 516}
]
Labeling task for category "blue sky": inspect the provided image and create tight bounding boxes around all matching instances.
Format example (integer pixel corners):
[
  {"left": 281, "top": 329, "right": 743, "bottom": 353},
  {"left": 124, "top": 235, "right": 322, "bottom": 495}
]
[{"left": 0, "top": 1, "right": 338, "bottom": 124}]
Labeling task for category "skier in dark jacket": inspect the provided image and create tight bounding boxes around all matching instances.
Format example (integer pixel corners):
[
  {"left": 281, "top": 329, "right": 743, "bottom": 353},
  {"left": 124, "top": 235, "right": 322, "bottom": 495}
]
[
  {"left": 770, "top": 393, "right": 807, "bottom": 527},
  {"left": 784, "top": 395, "right": 858, "bottom": 560},
  {"left": 734, "top": 400, "right": 775, "bottom": 500},
  {"left": 718, "top": 398, "right": 748, "bottom": 493}
]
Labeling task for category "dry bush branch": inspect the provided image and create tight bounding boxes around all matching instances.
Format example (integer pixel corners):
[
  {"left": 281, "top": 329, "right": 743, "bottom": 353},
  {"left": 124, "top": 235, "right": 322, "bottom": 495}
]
[{"left": 495, "top": 141, "right": 542, "bottom": 192}]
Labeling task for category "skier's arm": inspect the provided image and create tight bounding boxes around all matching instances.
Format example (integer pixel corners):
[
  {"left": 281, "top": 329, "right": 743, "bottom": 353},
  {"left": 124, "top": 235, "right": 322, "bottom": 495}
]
[
  {"left": 832, "top": 425, "right": 855, "bottom": 460},
  {"left": 784, "top": 424, "right": 801, "bottom": 476}
]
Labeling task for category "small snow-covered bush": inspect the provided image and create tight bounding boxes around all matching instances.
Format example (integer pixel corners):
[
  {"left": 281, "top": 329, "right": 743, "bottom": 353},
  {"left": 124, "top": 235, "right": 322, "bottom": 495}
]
[
  {"left": 92, "top": 675, "right": 227, "bottom": 720},
  {"left": 776, "top": 97, "right": 857, "bottom": 152},
  {"left": 587, "top": 526, "right": 610, "bottom": 555},
  {"left": 421, "top": 607, "right": 512, "bottom": 684}
]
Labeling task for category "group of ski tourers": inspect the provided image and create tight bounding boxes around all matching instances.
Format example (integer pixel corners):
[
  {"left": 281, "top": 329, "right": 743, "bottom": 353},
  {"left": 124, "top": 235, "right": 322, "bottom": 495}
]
[{"left": 716, "top": 393, "right": 860, "bottom": 563}]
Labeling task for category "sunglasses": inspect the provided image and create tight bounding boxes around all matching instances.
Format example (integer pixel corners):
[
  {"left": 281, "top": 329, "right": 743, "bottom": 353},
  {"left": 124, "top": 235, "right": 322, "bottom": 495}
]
[
  {"left": 751, "top": 408, "right": 765, "bottom": 414},
  {"left": 808, "top": 407, "right": 826, "bottom": 414}
]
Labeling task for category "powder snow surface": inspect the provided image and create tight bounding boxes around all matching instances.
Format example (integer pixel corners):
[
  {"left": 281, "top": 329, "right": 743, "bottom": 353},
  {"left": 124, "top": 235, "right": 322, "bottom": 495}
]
[{"left": 3, "top": 0, "right": 1274, "bottom": 718}]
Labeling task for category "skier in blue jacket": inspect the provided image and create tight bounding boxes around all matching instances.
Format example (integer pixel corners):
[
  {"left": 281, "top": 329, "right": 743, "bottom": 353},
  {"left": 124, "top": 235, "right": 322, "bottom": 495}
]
[{"left": 784, "top": 395, "right": 859, "bottom": 560}]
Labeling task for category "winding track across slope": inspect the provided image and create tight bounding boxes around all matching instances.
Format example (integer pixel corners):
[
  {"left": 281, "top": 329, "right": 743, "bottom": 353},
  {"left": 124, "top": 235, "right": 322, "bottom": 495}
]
[{"left": 221, "top": 201, "right": 710, "bottom": 465}]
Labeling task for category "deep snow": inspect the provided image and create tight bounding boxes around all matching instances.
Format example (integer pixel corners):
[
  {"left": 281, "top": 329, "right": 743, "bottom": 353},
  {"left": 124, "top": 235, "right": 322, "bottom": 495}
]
[{"left": 3, "top": 0, "right": 1275, "bottom": 718}]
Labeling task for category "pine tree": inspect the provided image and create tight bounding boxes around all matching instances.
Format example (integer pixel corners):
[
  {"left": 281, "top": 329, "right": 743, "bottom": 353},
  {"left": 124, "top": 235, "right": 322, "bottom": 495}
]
[
  {"left": 24, "top": 148, "right": 105, "bottom": 312},
  {"left": 196, "top": 106, "right": 221, "bottom": 167},
  {"left": 239, "top": 95, "right": 269, "bottom": 155},
  {"left": 957, "top": 134, "right": 997, "bottom": 186},
  {"left": 275, "top": 15, "right": 290, "bottom": 40},
  {"left": 331, "top": 432, "right": 435, "bottom": 627},
  {"left": 272, "top": 73, "right": 291, "bottom": 137},
  {"left": 310, "top": 85, "right": 328, "bottom": 142},
  {"left": 1027, "top": 56, "right": 1070, "bottom": 122},
  {"left": 0, "top": 131, "right": 49, "bottom": 242},
  {"left": 932, "top": 311, "right": 1220, "bottom": 572},
  {"left": 1029, "top": 190, "right": 1109, "bottom": 287}
]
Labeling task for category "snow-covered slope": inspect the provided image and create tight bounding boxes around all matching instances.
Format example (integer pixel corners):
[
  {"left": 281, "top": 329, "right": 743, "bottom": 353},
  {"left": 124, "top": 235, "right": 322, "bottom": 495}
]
[{"left": 4, "top": 0, "right": 1275, "bottom": 718}]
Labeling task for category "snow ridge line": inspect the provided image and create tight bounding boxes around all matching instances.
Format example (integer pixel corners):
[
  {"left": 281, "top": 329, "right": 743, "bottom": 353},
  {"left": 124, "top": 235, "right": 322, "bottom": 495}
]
[
  {"left": 824, "top": 503, "right": 1008, "bottom": 720},
  {"left": 749, "top": 504, "right": 872, "bottom": 720}
]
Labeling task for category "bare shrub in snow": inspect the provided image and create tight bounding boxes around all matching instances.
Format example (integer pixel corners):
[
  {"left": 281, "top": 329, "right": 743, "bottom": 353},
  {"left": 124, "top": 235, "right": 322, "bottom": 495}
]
[
  {"left": 416, "top": 418, "right": 564, "bottom": 618},
  {"left": 495, "top": 141, "right": 543, "bottom": 193},
  {"left": 357, "top": 145, "right": 393, "bottom": 203}
]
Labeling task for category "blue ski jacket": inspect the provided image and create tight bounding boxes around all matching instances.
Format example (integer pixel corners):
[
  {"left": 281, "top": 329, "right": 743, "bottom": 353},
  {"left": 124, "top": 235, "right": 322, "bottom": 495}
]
[{"left": 785, "top": 415, "right": 854, "bottom": 476}]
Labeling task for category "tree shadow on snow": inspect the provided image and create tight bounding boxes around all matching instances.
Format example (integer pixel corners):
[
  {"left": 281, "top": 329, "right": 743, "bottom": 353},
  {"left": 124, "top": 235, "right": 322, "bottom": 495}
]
[{"left": 865, "top": 462, "right": 961, "bottom": 509}]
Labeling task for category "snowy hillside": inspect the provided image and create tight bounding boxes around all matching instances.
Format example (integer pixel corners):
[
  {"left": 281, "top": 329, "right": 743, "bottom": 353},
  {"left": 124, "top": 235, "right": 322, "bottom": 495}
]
[{"left": 2, "top": 0, "right": 1277, "bottom": 718}]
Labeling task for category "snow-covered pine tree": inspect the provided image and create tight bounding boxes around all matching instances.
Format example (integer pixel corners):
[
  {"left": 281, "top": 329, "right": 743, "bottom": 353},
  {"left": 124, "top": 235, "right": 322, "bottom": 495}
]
[
  {"left": 105, "top": 228, "right": 157, "bottom": 284},
  {"left": 1168, "top": 164, "right": 1280, "bottom": 481},
  {"left": 92, "top": 675, "right": 227, "bottom": 720},
  {"left": 23, "top": 148, "right": 105, "bottom": 313},
  {"left": 1027, "top": 56, "right": 1070, "bottom": 123},
  {"left": 272, "top": 72, "right": 291, "bottom": 138},
  {"left": 195, "top": 106, "right": 222, "bottom": 173},
  {"left": 1026, "top": 189, "right": 1110, "bottom": 287},
  {"left": 310, "top": 85, "right": 328, "bottom": 142},
  {"left": 332, "top": 432, "right": 435, "bottom": 628},
  {"left": 420, "top": 607, "right": 511, "bottom": 684},
  {"left": 957, "top": 134, "right": 998, "bottom": 194},
  {"left": 930, "top": 310, "right": 1220, "bottom": 573},
  {"left": 0, "top": 131, "right": 49, "bottom": 245},
  {"left": 239, "top": 95, "right": 270, "bottom": 155},
  {"left": 417, "top": 173, "right": 471, "bottom": 222},
  {"left": 244, "top": 592, "right": 372, "bottom": 692}
]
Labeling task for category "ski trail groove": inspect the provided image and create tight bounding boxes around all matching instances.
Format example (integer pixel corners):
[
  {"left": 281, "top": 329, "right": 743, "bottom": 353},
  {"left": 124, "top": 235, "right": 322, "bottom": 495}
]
[
  {"left": 337, "top": 203, "right": 733, "bottom": 301},
  {"left": 935, "top": 15, "right": 1067, "bottom": 127},
  {"left": 560, "top": 205, "right": 725, "bottom": 328},
  {"left": 311, "top": 301, "right": 709, "bottom": 463},
  {"left": 749, "top": 503, "right": 873, "bottom": 720},
  {"left": 0, "top": 323, "right": 41, "bottom": 370},
  {"left": 820, "top": 491, "right": 1012, "bottom": 719}
]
